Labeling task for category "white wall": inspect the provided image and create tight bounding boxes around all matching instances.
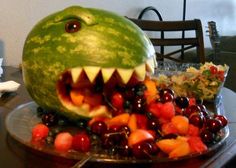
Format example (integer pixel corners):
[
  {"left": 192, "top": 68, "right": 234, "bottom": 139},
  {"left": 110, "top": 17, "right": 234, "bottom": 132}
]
[{"left": 0, "top": 0, "right": 235, "bottom": 66}]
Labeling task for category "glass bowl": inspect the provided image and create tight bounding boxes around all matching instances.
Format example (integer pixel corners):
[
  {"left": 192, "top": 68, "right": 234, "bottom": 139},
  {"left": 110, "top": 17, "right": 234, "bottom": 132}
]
[{"left": 154, "top": 62, "right": 229, "bottom": 102}]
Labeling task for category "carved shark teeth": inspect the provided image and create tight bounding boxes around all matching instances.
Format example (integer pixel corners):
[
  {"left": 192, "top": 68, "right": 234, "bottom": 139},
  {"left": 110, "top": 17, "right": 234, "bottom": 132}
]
[
  {"left": 101, "top": 68, "right": 115, "bottom": 83},
  {"left": 146, "top": 57, "right": 157, "bottom": 74},
  {"left": 134, "top": 63, "right": 146, "bottom": 81},
  {"left": 83, "top": 66, "right": 101, "bottom": 83},
  {"left": 70, "top": 56, "right": 157, "bottom": 84},
  {"left": 117, "top": 68, "right": 134, "bottom": 84},
  {"left": 71, "top": 67, "right": 82, "bottom": 83}
]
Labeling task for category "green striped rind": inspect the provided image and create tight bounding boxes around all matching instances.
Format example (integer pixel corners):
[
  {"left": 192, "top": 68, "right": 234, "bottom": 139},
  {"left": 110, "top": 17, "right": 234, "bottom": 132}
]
[
  {"left": 24, "top": 6, "right": 154, "bottom": 68},
  {"left": 22, "top": 6, "right": 155, "bottom": 120}
]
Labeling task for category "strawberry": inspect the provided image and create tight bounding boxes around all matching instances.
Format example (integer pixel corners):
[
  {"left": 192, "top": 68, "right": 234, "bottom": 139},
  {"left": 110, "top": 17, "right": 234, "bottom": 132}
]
[
  {"left": 31, "top": 123, "right": 49, "bottom": 140},
  {"left": 54, "top": 132, "right": 73, "bottom": 152},
  {"left": 72, "top": 132, "right": 91, "bottom": 152}
]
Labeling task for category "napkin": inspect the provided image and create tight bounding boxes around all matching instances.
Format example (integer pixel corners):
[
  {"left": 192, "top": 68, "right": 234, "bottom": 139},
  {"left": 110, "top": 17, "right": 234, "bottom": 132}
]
[{"left": 0, "top": 80, "right": 20, "bottom": 97}]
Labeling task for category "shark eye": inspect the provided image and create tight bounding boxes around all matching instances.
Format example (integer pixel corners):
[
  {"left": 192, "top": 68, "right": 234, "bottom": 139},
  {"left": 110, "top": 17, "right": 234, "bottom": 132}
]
[{"left": 65, "top": 20, "right": 81, "bottom": 33}]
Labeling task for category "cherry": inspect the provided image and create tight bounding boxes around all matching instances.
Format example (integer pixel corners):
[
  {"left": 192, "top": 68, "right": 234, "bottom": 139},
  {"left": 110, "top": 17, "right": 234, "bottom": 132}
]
[
  {"left": 147, "top": 119, "right": 160, "bottom": 131},
  {"left": 184, "top": 105, "right": 201, "bottom": 117},
  {"left": 101, "top": 128, "right": 124, "bottom": 149},
  {"left": 206, "top": 118, "right": 222, "bottom": 133},
  {"left": 101, "top": 132, "right": 115, "bottom": 149},
  {"left": 132, "top": 140, "right": 155, "bottom": 159},
  {"left": 162, "top": 92, "right": 174, "bottom": 103},
  {"left": 90, "top": 121, "right": 107, "bottom": 136},
  {"left": 159, "top": 88, "right": 174, "bottom": 98},
  {"left": 189, "top": 112, "right": 204, "bottom": 128},
  {"left": 132, "top": 96, "right": 146, "bottom": 113},
  {"left": 214, "top": 115, "right": 228, "bottom": 127},
  {"left": 118, "top": 140, "right": 132, "bottom": 157},
  {"left": 175, "top": 96, "right": 189, "bottom": 108},
  {"left": 200, "top": 129, "right": 215, "bottom": 144},
  {"left": 119, "top": 125, "right": 131, "bottom": 137},
  {"left": 198, "top": 104, "right": 207, "bottom": 112}
]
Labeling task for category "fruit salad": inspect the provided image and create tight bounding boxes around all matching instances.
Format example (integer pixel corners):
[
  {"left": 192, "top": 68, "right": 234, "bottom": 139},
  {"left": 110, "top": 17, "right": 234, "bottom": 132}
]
[
  {"left": 23, "top": 5, "right": 228, "bottom": 161},
  {"left": 31, "top": 76, "right": 228, "bottom": 160},
  {"left": 157, "top": 62, "right": 229, "bottom": 101}
]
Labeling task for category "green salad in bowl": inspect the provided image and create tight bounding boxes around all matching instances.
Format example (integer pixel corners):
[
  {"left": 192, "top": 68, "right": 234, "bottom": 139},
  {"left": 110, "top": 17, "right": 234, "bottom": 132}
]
[{"left": 156, "top": 62, "right": 229, "bottom": 101}]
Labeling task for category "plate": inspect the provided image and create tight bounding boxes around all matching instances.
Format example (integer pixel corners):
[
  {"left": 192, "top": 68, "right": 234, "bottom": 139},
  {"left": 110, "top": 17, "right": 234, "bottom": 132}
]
[{"left": 5, "top": 101, "right": 229, "bottom": 163}]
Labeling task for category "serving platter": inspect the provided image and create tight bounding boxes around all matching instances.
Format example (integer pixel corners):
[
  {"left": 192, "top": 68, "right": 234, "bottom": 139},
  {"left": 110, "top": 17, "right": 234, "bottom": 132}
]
[{"left": 5, "top": 101, "right": 229, "bottom": 163}]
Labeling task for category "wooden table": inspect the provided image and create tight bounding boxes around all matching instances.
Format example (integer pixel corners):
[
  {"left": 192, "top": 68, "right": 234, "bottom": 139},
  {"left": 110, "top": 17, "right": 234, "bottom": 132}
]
[{"left": 0, "top": 66, "right": 236, "bottom": 168}]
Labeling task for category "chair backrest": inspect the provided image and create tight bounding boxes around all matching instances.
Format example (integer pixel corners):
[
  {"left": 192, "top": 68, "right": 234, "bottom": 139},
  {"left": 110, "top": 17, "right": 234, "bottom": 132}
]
[{"left": 129, "top": 18, "right": 206, "bottom": 63}]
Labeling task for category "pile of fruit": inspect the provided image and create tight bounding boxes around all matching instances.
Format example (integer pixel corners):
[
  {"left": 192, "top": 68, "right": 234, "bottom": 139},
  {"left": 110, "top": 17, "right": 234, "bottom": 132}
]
[
  {"left": 31, "top": 77, "right": 228, "bottom": 159},
  {"left": 22, "top": 5, "right": 228, "bottom": 160}
]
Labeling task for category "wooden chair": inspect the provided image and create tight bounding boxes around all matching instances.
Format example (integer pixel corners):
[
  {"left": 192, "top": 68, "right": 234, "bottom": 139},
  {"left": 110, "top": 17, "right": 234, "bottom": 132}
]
[{"left": 129, "top": 18, "right": 206, "bottom": 63}]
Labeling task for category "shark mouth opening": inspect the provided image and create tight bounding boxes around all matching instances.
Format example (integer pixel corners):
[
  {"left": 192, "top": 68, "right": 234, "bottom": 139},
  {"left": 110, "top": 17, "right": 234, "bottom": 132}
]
[{"left": 56, "top": 57, "right": 156, "bottom": 118}]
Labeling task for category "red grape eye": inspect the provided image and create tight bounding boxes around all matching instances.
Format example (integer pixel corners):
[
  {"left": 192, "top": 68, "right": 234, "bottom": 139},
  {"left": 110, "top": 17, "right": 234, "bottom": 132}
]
[{"left": 65, "top": 20, "right": 81, "bottom": 33}]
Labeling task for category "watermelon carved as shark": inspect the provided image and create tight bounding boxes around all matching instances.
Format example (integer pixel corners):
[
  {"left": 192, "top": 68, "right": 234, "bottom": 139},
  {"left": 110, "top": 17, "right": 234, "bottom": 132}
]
[{"left": 22, "top": 6, "right": 156, "bottom": 120}]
